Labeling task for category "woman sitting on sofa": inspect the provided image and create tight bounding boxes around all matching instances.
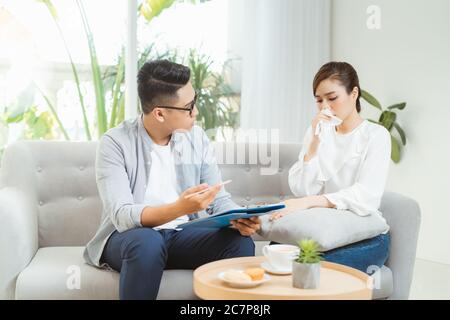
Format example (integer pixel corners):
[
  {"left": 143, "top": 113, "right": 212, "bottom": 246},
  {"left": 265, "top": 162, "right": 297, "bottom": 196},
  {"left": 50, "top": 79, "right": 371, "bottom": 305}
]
[{"left": 269, "top": 61, "right": 391, "bottom": 273}]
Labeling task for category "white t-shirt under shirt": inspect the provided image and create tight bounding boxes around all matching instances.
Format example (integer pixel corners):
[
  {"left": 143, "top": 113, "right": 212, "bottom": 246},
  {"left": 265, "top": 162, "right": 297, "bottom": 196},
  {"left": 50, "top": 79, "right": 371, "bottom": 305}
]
[{"left": 144, "top": 143, "right": 189, "bottom": 229}]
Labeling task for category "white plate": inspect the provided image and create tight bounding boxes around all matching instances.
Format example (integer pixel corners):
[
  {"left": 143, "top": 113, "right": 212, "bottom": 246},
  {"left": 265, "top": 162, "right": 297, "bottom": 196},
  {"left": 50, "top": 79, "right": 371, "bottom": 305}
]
[
  {"left": 260, "top": 261, "right": 292, "bottom": 275},
  {"left": 218, "top": 270, "right": 271, "bottom": 288}
]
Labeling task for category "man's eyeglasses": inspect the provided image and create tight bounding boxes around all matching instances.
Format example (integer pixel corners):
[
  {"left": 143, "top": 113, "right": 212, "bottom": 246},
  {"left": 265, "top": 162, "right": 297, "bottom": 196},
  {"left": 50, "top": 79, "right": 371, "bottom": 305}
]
[{"left": 156, "top": 93, "right": 197, "bottom": 117}]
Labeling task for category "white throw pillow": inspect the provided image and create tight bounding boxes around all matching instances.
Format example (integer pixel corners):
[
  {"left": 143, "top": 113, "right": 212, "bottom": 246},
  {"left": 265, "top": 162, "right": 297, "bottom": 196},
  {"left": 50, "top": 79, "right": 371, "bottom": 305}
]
[{"left": 258, "top": 207, "right": 389, "bottom": 251}]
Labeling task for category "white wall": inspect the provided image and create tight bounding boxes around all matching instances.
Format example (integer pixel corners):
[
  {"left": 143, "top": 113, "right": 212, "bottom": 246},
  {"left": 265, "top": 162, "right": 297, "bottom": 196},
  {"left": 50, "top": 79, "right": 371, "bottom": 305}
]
[{"left": 331, "top": 0, "right": 450, "bottom": 265}]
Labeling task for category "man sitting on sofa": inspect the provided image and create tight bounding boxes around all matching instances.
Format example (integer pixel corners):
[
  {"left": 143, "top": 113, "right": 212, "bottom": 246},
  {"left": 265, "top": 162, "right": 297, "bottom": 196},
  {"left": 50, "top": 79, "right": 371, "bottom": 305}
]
[{"left": 83, "top": 59, "right": 261, "bottom": 300}]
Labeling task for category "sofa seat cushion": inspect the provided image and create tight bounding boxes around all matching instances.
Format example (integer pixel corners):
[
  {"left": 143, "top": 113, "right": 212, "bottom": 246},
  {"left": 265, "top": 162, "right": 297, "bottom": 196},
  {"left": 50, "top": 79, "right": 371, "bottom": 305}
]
[
  {"left": 15, "top": 246, "right": 392, "bottom": 300},
  {"left": 15, "top": 247, "right": 197, "bottom": 300}
]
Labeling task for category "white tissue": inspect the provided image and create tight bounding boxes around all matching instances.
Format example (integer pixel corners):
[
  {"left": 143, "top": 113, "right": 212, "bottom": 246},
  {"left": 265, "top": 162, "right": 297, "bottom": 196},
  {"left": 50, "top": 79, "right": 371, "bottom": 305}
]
[
  {"left": 314, "top": 108, "right": 343, "bottom": 139},
  {"left": 313, "top": 108, "right": 366, "bottom": 182}
]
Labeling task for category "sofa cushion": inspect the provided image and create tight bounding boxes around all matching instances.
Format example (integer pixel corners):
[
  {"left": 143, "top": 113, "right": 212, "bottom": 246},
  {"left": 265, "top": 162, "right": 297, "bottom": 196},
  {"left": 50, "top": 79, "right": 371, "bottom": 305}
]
[
  {"left": 15, "top": 247, "right": 197, "bottom": 300},
  {"left": 15, "top": 244, "right": 392, "bottom": 300},
  {"left": 258, "top": 208, "right": 389, "bottom": 251}
]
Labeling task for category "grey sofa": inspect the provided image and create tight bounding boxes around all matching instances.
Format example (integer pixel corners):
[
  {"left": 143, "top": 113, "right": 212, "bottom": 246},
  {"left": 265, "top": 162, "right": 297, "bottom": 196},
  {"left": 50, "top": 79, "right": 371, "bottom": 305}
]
[{"left": 0, "top": 141, "right": 421, "bottom": 300}]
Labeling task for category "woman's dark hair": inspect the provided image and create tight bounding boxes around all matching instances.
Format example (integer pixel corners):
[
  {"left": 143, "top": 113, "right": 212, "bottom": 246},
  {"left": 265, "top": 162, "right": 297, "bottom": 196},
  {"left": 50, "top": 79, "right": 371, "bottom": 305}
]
[
  {"left": 137, "top": 59, "right": 191, "bottom": 114},
  {"left": 312, "top": 62, "right": 362, "bottom": 113}
]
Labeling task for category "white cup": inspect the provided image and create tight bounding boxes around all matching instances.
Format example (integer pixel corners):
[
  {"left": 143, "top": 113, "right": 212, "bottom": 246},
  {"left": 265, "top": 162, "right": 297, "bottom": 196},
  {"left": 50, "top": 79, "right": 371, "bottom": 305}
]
[{"left": 262, "top": 244, "right": 300, "bottom": 271}]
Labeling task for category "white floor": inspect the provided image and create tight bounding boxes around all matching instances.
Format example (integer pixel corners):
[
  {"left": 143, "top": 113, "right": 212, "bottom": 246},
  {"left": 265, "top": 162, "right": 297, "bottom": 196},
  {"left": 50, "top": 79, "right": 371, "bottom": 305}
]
[{"left": 409, "top": 258, "right": 450, "bottom": 299}]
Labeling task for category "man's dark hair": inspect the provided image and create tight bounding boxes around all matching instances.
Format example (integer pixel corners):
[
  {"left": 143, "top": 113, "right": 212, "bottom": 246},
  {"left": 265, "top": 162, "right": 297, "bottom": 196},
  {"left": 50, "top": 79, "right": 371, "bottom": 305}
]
[{"left": 137, "top": 60, "right": 191, "bottom": 114}]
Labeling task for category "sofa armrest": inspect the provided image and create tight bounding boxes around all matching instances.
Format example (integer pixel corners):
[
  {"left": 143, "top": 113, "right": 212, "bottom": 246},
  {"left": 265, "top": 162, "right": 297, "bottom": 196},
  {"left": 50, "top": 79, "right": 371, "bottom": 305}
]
[
  {"left": 0, "top": 187, "right": 38, "bottom": 299},
  {"left": 380, "top": 191, "right": 421, "bottom": 300}
]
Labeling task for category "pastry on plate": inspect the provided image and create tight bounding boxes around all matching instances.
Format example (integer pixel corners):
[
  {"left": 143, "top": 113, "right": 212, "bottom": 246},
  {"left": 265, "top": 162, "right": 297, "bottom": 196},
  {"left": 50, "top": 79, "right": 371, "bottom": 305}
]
[
  {"left": 222, "top": 270, "right": 252, "bottom": 283},
  {"left": 244, "top": 267, "right": 265, "bottom": 281}
]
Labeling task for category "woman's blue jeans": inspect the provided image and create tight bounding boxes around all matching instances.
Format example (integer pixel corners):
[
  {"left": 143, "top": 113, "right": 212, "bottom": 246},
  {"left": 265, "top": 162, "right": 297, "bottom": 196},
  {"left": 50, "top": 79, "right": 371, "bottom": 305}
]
[
  {"left": 271, "top": 233, "right": 390, "bottom": 273},
  {"left": 321, "top": 233, "right": 390, "bottom": 272}
]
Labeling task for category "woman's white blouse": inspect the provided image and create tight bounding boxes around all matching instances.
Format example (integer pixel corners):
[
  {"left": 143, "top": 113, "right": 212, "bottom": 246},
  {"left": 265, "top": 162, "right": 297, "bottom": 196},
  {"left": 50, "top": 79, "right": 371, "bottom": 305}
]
[{"left": 288, "top": 120, "right": 391, "bottom": 216}]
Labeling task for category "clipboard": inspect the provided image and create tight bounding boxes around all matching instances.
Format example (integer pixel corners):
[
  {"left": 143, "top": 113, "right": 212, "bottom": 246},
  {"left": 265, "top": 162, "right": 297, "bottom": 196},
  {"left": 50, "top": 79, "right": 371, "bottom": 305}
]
[{"left": 177, "top": 202, "right": 285, "bottom": 229}]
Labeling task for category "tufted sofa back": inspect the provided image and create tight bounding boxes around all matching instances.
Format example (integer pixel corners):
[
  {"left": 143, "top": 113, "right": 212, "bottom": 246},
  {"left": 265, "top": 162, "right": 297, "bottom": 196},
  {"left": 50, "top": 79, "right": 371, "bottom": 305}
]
[
  {"left": 1, "top": 141, "right": 101, "bottom": 247},
  {"left": 0, "top": 141, "right": 300, "bottom": 247}
]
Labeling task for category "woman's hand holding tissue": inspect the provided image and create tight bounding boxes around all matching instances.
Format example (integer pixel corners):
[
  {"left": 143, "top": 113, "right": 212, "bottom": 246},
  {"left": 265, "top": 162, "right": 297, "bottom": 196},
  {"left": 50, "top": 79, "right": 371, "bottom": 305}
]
[
  {"left": 303, "top": 110, "right": 332, "bottom": 162},
  {"left": 314, "top": 108, "right": 343, "bottom": 139},
  {"left": 304, "top": 109, "right": 344, "bottom": 162},
  {"left": 312, "top": 110, "right": 333, "bottom": 134}
]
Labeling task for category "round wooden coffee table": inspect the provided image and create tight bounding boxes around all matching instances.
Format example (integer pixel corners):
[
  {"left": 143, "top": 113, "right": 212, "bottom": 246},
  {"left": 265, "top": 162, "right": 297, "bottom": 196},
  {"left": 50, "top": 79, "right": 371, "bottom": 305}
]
[{"left": 194, "top": 256, "right": 373, "bottom": 300}]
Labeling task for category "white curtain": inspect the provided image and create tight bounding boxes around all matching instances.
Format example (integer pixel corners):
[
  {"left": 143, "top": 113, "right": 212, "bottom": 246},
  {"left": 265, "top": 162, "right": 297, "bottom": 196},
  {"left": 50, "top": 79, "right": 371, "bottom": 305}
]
[
  {"left": 125, "top": 0, "right": 138, "bottom": 120},
  {"left": 228, "top": 0, "right": 331, "bottom": 143}
]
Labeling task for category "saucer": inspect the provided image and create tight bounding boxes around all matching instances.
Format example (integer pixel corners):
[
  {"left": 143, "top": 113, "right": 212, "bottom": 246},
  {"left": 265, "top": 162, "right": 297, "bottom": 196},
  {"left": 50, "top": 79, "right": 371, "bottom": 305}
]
[
  {"left": 260, "top": 261, "right": 292, "bottom": 275},
  {"left": 218, "top": 270, "right": 271, "bottom": 288}
]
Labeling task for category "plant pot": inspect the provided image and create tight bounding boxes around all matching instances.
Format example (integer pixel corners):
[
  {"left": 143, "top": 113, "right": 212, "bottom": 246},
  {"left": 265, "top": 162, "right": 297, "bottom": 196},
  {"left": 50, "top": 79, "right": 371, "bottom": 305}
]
[{"left": 292, "top": 261, "right": 321, "bottom": 289}]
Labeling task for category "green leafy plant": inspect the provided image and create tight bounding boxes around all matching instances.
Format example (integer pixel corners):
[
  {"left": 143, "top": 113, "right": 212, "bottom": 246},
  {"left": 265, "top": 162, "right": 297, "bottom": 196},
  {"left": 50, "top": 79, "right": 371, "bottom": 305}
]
[
  {"left": 139, "top": 0, "right": 211, "bottom": 22},
  {"left": 36, "top": 0, "right": 182, "bottom": 140},
  {"left": 139, "top": 0, "right": 176, "bottom": 21},
  {"left": 295, "top": 239, "right": 323, "bottom": 264},
  {"left": 37, "top": 0, "right": 91, "bottom": 140},
  {"left": 139, "top": 1, "right": 238, "bottom": 140},
  {"left": 22, "top": 107, "right": 55, "bottom": 140},
  {"left": 102, "top": 44, "right": 172, "bottom": 129},
  {"left": 0, "top": 118, "right": 8, "bottom": 161},
  {"left": 105, "top": 47, "right": 240, "bottom": 141},
  {"left": 36, "top": 0, "right": 231, "bottom": 141},
  {"left": 4, "top": 106, "right": 55, "bottom": 140},
  {"left": 185, "top": 50, "right": 239, "bottom": 140},
  {"left": 361, "top": 90, "right": 407, "bottom": 163}
]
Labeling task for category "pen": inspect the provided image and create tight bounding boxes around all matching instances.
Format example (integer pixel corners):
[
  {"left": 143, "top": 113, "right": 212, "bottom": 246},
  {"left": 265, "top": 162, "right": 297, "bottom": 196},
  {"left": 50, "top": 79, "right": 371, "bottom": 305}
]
[{"left": 184, "top": 180, "right": 232, "bottom": 199}]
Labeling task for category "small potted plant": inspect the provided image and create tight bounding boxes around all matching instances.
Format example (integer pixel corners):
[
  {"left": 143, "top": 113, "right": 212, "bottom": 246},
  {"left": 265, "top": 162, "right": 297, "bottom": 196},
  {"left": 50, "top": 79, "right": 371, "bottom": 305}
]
[{"left": 292, "top": 239, "right": 323, "bottom": 289}]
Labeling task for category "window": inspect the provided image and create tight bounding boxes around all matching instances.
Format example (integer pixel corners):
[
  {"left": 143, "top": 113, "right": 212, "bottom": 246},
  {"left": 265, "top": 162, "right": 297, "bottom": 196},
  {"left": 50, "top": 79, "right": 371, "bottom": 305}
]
[
  {"left": 0, "top": 0, "right": 236, "bottom": 153},
  {"left": 1, "top": 0, "right": 126, "bottom": 142}
]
